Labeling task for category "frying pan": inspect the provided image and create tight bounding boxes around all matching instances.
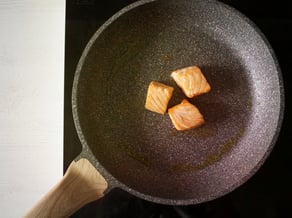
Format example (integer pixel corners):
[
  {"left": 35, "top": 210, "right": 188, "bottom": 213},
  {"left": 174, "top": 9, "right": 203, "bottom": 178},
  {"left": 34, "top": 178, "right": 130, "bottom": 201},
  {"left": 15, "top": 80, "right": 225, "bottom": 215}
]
[{"left": 25, "top": 0, "right": 284, "bottom": 217}]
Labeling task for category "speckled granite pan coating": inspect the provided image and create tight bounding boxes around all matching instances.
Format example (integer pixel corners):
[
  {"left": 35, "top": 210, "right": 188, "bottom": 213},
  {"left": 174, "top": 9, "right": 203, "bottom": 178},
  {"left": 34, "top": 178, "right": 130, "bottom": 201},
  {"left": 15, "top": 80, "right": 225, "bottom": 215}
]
[{"left": 72, "top": 0, "right": 284, "bottom": 205}]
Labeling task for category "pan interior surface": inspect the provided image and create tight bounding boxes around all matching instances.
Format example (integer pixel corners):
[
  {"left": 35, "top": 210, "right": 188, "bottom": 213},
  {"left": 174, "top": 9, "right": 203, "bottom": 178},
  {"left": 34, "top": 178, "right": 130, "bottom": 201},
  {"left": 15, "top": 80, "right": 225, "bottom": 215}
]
[{"left": 73, "top": 0, "right": 283, "bottom": 204}]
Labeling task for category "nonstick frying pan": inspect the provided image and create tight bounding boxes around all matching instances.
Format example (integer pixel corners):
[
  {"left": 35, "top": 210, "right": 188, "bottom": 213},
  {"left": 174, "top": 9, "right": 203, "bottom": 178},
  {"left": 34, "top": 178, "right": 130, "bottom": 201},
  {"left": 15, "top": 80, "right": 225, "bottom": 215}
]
[{"left": 25, "top": 0, "right": 284, "bottom": 217}]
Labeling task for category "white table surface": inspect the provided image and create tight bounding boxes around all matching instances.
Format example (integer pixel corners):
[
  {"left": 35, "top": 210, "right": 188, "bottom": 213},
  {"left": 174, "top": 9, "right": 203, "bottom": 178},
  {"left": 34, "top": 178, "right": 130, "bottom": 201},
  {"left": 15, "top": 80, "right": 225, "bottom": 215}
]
[{"left": 0, "top": 1, "right": 65, "bottom": 217}]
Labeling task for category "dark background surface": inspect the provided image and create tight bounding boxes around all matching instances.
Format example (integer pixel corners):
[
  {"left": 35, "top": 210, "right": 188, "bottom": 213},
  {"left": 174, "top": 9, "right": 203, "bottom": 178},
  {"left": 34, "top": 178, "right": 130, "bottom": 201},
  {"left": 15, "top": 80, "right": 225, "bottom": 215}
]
[{"left": 64, "top": 0, "right": 292, "bottom": 217}]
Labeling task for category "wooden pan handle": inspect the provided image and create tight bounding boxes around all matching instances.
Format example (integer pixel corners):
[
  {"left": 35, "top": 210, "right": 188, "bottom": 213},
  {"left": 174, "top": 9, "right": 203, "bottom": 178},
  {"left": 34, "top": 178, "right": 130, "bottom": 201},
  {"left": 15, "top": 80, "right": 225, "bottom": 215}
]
[{"left": 23, "top": 158, "right": 108, "bottom": 218}]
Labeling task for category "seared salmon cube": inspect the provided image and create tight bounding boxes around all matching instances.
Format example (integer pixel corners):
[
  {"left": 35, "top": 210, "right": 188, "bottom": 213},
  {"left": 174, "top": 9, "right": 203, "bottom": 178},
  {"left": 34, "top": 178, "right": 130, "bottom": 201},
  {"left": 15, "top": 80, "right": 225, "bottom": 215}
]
[
  {"left": 168, "top": 99, "right": 205, "bottom": 130},
  {"left": 145, "top": 81, "right": 174, "bottom": 114},
  {"left": 171, "top": 66, "right": 211, "bottom": 98}
]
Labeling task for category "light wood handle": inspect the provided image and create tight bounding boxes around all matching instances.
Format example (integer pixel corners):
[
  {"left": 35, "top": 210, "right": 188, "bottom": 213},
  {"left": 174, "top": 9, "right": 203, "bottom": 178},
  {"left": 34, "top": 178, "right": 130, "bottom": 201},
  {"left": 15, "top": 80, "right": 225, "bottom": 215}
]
[{"left": 23, "top": 158, "right": 108, "bottom": 218}]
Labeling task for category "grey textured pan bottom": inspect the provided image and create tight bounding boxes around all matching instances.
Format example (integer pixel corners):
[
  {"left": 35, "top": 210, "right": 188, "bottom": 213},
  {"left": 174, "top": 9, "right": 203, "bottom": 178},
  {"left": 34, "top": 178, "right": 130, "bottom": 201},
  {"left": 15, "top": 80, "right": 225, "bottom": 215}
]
[{"left": 72, "top": 0, "right": 284, "bottom": 205}]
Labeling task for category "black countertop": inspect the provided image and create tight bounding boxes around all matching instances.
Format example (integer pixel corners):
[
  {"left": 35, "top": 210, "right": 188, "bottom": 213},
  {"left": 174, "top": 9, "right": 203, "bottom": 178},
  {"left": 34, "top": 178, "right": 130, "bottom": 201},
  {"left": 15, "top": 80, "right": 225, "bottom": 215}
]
[{"left": 65, "top": 1, "right": 292, "bottom": 217}]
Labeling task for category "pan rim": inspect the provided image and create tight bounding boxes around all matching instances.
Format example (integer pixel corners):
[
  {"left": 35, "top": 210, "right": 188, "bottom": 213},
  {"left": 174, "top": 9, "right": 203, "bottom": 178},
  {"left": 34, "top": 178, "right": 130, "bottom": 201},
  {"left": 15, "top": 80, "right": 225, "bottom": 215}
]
[{"left": 72, "top": 0, "right": 284, "bottom": 205}]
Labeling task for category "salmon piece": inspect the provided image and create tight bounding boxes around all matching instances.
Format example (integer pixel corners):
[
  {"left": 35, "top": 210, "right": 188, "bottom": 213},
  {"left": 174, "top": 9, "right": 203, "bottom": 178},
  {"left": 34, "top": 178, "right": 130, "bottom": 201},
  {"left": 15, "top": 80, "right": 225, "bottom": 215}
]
[
  {"left": 168, "top": 99, "right": 205, "bottom": 131},
  {"left": 145, "top": 81, "right": 174, "bottom": 114},
  {"left": 171, "top": 66, "right": 211, "bottom": 98}
]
